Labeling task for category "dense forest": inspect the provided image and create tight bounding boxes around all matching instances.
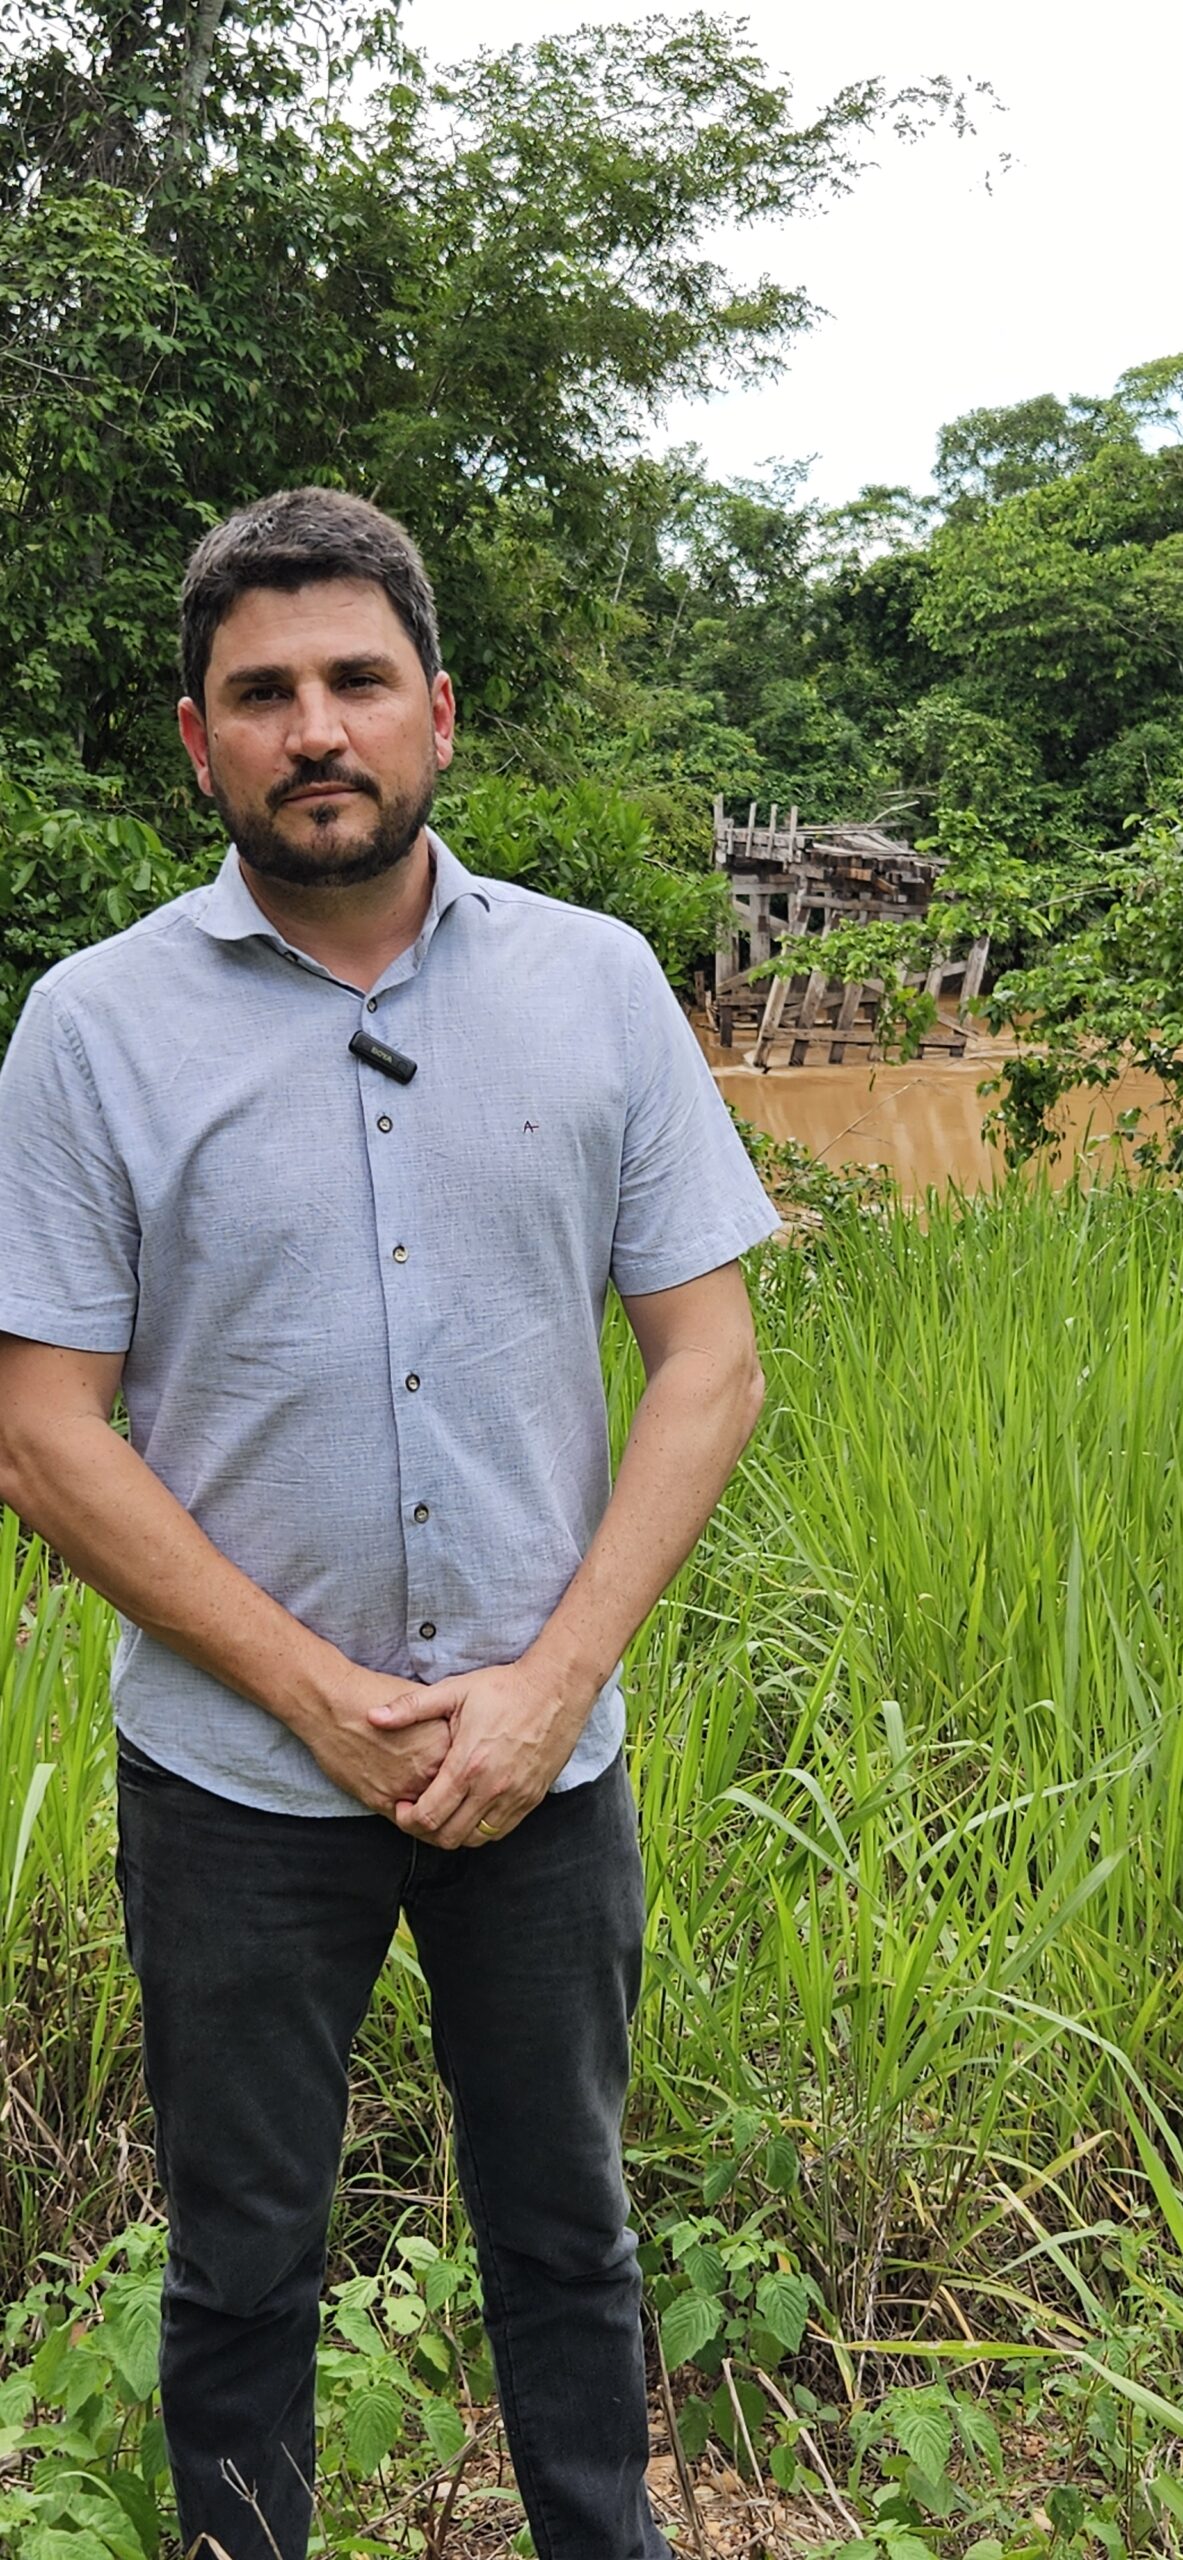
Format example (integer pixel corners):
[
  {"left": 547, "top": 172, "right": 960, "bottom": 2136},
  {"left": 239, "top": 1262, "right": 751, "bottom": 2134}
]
[{"left": 2, "top": 0, "right": 1182, "bottom": 1120}]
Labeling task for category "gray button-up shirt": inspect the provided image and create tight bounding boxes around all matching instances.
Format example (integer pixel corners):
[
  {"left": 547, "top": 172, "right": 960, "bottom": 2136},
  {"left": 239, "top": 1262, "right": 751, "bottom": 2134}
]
[{"left": 0, "top": 834, "right": 778, "bottom": 1813}]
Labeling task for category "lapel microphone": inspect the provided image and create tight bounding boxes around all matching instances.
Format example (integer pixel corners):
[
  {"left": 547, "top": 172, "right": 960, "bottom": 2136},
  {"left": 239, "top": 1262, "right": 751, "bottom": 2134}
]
[{"left": 349, "top": 1030, "right": 418, "bottom": 1085}]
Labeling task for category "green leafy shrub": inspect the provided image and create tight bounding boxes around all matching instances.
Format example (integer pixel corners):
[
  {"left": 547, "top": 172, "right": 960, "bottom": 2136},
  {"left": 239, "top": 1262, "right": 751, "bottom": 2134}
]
[
  {"left": 726, "top": 1107, "right": 897, "bottom": 1229},
  {"left": 0, "top": 2219, "right": 496, "bottom": 2560},
  {"left": 0, "top": 775, "right": 211, "bottom": 1057},
  {"left": 437, "top": 775, "right": 730, "bottom": 989}
]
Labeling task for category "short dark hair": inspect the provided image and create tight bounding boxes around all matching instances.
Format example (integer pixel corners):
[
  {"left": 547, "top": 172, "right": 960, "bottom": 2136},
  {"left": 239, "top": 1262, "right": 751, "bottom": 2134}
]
[{"left": 179, "top": 487, "right": 442, "bottom": 705}]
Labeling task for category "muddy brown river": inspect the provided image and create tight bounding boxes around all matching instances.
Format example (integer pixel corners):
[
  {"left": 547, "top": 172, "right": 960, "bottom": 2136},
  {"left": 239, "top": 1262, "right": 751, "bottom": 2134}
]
[{"left": 697, "top": 1020, "right": 1172, "bottom": 1200}]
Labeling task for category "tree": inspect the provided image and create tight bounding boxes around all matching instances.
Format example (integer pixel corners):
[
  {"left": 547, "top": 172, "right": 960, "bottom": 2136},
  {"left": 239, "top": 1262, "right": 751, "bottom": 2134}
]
[
  {"left": 0, "top": 0, "right": 977, "bottom": 828},
  {"left": 932, "top": 390, "right": 1129, "bottom": 514},
  {"left": 914, "top": 443, "right": 1183, "bottom": 819}
]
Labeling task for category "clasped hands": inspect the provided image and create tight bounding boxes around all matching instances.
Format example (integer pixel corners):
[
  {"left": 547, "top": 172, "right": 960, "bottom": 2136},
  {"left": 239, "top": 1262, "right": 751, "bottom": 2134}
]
[{"left": 311, "top": 1656, "right": 590, "bottom": 1853}]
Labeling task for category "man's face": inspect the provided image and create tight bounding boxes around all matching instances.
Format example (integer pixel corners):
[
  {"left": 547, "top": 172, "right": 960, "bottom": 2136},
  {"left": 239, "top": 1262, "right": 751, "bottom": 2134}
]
[{"left": 177, "top": 578, "right": 455, "bottom": 889}]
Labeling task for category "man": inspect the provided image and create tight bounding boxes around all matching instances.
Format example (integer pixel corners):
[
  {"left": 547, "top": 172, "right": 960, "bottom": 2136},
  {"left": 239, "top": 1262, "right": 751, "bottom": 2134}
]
[{"left": 0, "top": 488, "right": 777, "bottom": 2560}]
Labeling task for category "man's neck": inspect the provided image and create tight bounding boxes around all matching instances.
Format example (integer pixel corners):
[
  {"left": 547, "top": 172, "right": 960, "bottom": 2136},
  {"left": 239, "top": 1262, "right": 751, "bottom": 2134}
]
[{"left": 237, "top": 833, "right": 435, "bottom": 993}]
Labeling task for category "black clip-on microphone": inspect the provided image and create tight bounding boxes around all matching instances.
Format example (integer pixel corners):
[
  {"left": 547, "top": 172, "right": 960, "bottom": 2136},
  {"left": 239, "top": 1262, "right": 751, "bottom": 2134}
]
[{"left": 349, "top": 1029, "right": 418, "bottom": 1086}]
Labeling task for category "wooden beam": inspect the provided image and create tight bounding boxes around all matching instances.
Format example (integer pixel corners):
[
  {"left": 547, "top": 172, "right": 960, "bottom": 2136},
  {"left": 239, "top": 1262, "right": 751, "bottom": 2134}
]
[
  {"left": 751, "top": 970, "right": 791, "bottom": 1070},
  {"left": 828, "top": 977, "right": 864, "bottom": 1063},
  {"left": 750, "top": 889, "right": 773, "bottom": 969},
  {"left": 789, "top": 966, "right": 830, "bottom": 1066},
  {"left": 959, "top": 934, "right": 990, "bottom": 1017}
]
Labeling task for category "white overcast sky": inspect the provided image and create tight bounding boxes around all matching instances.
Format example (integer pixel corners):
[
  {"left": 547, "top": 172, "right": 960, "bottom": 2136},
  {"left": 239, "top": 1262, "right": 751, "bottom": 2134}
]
[{"left": 401, "top": 0, "right": 1182, "bottom": 506}]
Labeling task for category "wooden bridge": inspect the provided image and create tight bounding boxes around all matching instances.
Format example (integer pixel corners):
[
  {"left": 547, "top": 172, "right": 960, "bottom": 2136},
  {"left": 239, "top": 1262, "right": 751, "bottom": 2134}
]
[{"left": 710, "top": 801, "right": 990, "bottom": 1069}]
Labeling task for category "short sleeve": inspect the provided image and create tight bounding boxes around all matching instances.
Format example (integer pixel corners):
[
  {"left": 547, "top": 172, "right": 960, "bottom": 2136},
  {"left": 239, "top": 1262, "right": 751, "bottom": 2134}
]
[
  {"left": 0, "top": 984, "right": 140, "bottom": 1351},
  {"left": 610, "top": 937, "right": 780, "bottom": 1295}
]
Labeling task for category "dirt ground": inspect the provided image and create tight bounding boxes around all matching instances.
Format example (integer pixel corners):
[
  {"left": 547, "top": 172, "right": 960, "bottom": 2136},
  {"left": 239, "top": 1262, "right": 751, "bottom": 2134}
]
[{"left": 410, "top": 2396, "right": 827, "bottom": 2558}]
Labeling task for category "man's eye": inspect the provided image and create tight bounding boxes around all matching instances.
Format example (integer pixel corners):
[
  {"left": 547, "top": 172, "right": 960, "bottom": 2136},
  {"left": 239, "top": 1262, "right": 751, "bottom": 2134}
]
[
  {"left": 243, "top": 686, "right": 283, "bottom": 704},
  {"left": 342, "top": 674, "right": 379, "bottom": 691}
]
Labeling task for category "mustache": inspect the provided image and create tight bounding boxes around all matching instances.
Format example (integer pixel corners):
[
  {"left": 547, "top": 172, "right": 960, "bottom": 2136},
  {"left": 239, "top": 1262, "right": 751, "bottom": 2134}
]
[{"left": 267, "top": 762, "right": 380, "bottom": 812}]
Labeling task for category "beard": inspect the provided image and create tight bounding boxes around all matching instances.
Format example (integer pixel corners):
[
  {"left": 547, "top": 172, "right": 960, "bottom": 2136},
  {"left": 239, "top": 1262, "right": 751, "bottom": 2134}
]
[{"left": 212, "top": 750, "right": 438, "bottom": 890}]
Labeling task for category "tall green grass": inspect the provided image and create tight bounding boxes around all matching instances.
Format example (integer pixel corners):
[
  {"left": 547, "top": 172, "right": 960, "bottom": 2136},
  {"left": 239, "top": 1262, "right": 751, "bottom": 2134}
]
[
  {"left": 5, "top": 1176, "right": 1183, "bottom": 2390},
  {"left": 0, "top": 1510, "right": 144, "bottom": 2276},
  {"left": 620, "top": 1179, "right": 1183, "bottom": 2370}
]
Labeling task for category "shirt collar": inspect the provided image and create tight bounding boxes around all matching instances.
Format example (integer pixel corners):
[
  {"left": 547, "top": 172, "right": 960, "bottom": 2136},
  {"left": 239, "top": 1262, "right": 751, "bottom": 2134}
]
[{"left": 194, "top": 827, "right": 489, "bottom": 952}]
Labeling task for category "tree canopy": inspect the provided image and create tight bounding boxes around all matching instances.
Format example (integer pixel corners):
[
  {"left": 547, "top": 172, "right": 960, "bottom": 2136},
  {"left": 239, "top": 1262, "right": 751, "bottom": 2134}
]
[
  {"left": 1, "top": 0, "right": 1180, "bottom": 1137},
  {"left": 0, "top": 0, "right": 957, "bottom": 806}
]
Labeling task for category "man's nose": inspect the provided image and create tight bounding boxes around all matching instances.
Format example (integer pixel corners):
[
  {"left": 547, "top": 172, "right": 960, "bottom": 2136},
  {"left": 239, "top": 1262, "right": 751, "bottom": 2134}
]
[{"left": 284, "top": 684, "right": 349, "bottom": 763}]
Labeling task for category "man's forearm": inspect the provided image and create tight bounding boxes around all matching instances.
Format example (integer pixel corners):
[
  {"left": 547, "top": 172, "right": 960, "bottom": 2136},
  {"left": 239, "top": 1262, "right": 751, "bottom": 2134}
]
[
  {"left": 521, "top": 1337, "right": 764, "bottom": 1714},
  {"left": 2, "top": 1403, "right": 451, "bottom": 1816},
  {"left": 2, "top": 1413, "right": 348, "bottom": 1729},
  {"left": 365, "top": 1269, "right": 765, "bottom": 1851}
]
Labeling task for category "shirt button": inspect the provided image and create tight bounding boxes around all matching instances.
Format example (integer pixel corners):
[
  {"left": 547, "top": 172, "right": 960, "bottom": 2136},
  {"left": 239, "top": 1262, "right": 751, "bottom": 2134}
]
[
  {"left": 366, "top": 997, "right": 378, "bottom": 1012},
  {"left": 392, "top": 1244, "right": 408, "bottom": 1263},
  {"left": 413, "top": 1503, "right": 430, "bottom": 1523},
  {"left": 419, "top": 1621, "right": 436, "bottom": 1641},
  {"left": 405, "top": 1372, "right": 420, "bottom": 1392},
  {"left": 377, "top": 1114, "right": 393, "bottom": 1133}
]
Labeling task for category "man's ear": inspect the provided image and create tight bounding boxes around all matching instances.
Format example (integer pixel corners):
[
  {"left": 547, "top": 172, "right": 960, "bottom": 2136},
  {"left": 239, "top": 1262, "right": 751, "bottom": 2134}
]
[
  {"left": 431, "top": 671, "right": 456, "bottom": 773},
  {"left": 178, "top": 695, "right": 214, "bottom": 796}
]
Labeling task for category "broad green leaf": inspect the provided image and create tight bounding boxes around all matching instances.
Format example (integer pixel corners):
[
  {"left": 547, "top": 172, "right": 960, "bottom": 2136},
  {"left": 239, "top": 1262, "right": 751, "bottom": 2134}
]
[
  {"left": 681, "top": 2242, "right": 727, "bottom": 2297},
  {"left": 387, "top": 2295, "right": 426, "bottom": 2336},
  {"left": 764, "top": 2136, "right": 798, "bottom": 2194},
  {"left": 107, "top": 2468, "right": 160, "bottom": 2559},
  {"left": 952, "top": 2397, "right": 1002, "bottom": 2478},
  {"left": 883, "top": 2393, "right": 951, "bottom": 2483},
  {"left": 755, "top": 2271, "right": 809, "bottom": 2355},
  {"left": 63, "top": 2346, "right": 114, "bottom": 2422},
  {"left": 702, "top": 2155, "right": 741, "bottom": 2209},
  {"left": 332, "top": 2302, "right": 386, "bottom": 2357},
  {"left": 660, "top": 2291, "right": 724, "bottom": 2370},
  {"left": 344, "top": 2378, "right": 403, "bottom": 2475},
  {"left": 396, "top": 2236, "right": 438, "bottom": 2270},
  {"left": 55, "top": 2486, "right": 143, "bottom": 2560},
  {"left": 415, "top": 2331, "right": 452, "bottom": 2379},
  {"left": 101, "top": 2276, "right": 162, "bottom": 2403},
  {"left": 709, "top": 2375, "right": 767, "bottom": 2471},
  {"left": 423, "top": 2259, "right": 464, "bottom": 2314},
  {"left": 0, "top": 2372, "right": 35, "bottom": 2425},
  {"left": 676, "top": 2396, "right": 711, "bottom": 2461},
  {"left": 138, "top": 2417, "right": 169, "bottom": 2484},
  {"left": 749, "top": 2322, "right": 791, "bottom": 2371},
  {"left": 420, "top": 2396, "right": 467, "bottom": 2465},
  {"left": 332, "top": 2274, "right": 380, "bottom": 2312},
  {"left": 24, "top": 2531, "right": 116, "bottom": 2560},
  {"left": 884, "top": 2536, "right": 937, "bottom": 2560},
  {"left": 30, "top": 2323, "right": 72, "bottom": 2402}
]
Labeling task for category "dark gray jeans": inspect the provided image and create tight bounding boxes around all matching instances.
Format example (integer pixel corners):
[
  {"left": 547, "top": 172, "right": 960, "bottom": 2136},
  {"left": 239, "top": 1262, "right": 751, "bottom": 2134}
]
[{"left": 115, "top": 1741, "right": 670, "bottom": 2560}]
